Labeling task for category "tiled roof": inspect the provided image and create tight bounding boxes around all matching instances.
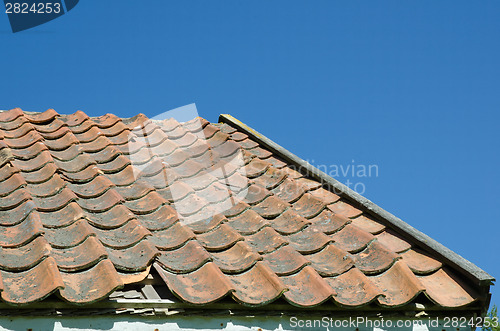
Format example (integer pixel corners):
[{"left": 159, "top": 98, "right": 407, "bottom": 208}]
[{"left": 0, "top": 108, "right": 491, "bottom": 310}]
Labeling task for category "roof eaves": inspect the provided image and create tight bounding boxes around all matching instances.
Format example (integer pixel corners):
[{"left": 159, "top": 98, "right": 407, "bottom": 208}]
[{"left": 219, "top": 114, "right": 495, "bottom": 287}]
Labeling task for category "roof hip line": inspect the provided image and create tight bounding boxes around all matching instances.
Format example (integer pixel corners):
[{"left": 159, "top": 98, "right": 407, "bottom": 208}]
[{"left": 219, "top": 114, "right": 494, "bottom": 287}]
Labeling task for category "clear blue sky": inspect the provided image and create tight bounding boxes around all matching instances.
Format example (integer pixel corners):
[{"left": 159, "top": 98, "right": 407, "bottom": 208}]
[{"left": 1, "top": 1, "right": 499, "bottom": 305}]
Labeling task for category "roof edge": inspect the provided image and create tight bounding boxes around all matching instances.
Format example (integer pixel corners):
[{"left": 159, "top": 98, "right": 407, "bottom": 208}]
[{"left": 219, "top": 114, "right": 495, "bottom": 287}]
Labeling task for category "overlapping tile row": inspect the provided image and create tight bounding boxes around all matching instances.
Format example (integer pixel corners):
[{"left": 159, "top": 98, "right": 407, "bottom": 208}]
[{"left": 0, "top": 108, "right": 478, "bottom": 309}]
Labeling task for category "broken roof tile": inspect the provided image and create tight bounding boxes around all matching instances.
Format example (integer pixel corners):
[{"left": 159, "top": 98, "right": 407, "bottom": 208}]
[
  {"left": 94, "top": 219, "right": 151, "bottom": 249},
  {"left": 247, "top": 146, "right": 273, "bottom": 159},
  {"left": 38, "top": 202, "right": 85, "bottom": 228},
  {"left": 252, "top": 167, "right": 287, "bottom": 189},
  {"left": 0, "top": 173, "right": 26, "bottom": 197},
  {"left": 0, "top": 214, "right": 44, "bottom": 248},
  {"left": 183, "top": 211, "right": 227, "bottom": 234},
  {"left": 28, "top": 176, "right": 66, "bottom": 198},
  {"left": 225, "top": 209, "right": 269, "bottom": 235},
  {"left": 294, "top": 177, "right": 322, "bottom": 191},
  {"left": 135, "top": 204, "right": 179, "bottom": 231},
  {"left": 244, "top": 158, "right": 270, "bottom": 178},
  {"left": 0, "top": 201, "right": 37, "bottom": 227},
  {"left": 264, "top": 156, "right": 287, "bottom": 169},
  {"left": 241, "top": 184, "right": 271, "bottom": 205}
]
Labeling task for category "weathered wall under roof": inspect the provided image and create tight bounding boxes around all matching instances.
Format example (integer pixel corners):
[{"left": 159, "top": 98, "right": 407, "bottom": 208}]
[{"left": 0, "top": 315, "right": 476, "bottom": 331}]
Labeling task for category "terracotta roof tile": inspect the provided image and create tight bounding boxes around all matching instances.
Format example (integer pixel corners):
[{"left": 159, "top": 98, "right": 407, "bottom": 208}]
[
  {"left": 154, "top": 262, "right": 233, "bottom": 305},
  {"left": 0, "top": 174, "right": 27, "bottom": 197},
  {"left": 376, "top": 231, "right": 412, "bottom": 253},
  {"left": 38, "top": 202, "right": 85, "bottom": 228},
  {"left": 305, "top": 244, "right": 354, "bottom": 276},
  {"left": 309, "top": 209, "right": 350, "bottom": 234},
  {"left": 196, "top": 224, "right": 243, "bottom": 251},
  {"left": 371, "top": 261, "right": 425, "bottom": 307},
  {"left": 286, "top": 227, "right": 332, "bottom": 253},
  {"left": 106, "top": 240, "right": 159, "bottom": 272},
  {"left": 330, "top": 223, "right": 374, "bottom": 253},
  {"left": 263, "top": 245, "right": 310, "bottom": 276},
  {"left": 150, "top": 222, "right": 196, "bottom": 250},
  {"left": 211, "top": 241, "right": 261, "bottom": 273},
  {"left": 244, "top": 227, "right": 288, "bottom": 254},
  {"left": 226, "top": 261, "right": 286, "bottom": 306},
  {"left": 325, "top": 267, "right": 382, "bottom": 307},
  {"left": 327, "top": 200, "right": 363, "bottom": 218},
  {"left": 157, "top": 240, "right": 211, "bottom": 273},
  {"left": 417, "top": 268, "right": 477, "bottom": 307},
  {"left": 281, "top": 266, "right": 335, "bottom": 307},
  {"left": 0, "top": 108, "right": 486, "bottom": 309},
  {"left": 44, "top": 219, "right": 94, "bottom": 248},
  {"left": 225, "top": 209, "right": 267, "bottom": 235},
  {"left": 269, "top": 209, "right": 310, "bottom": 235},
  {"left": 30, "top": 176, "right": 67, "bottom": 198},
  {"left": 0, "top": 236, "right": 50, "bottom": 271},
  {"left": 292, "top": 193, "right": 326, "bottom": 219},
  {"left": 59, "top": 259, "right": 123, "bottom": 304},
  {"left": 400, "top": 249, "right": 442, "bottom": 274},
  {"left": 2, "top": 259, "right": 60, "bottom": 303},
  {"left": 350, "top": 215, "right": 386, "bottom": 234},
  {"left": 52, "top": 236, "right": 107, "bottom": 272},
  {"left": 0, "top": 213, "right": 43, "bottom": 248},
  {"left": 251, "top": 195, "right": 289, "bottom": 218},
  {"left": 135, "top": 204, "right": 179, "bottom": 231},
  {"left": 271, "top": 178, "right": 306, "bottom": 203},
  {"left": 351, "top": 240, "right": 398, "bottom": 274}
]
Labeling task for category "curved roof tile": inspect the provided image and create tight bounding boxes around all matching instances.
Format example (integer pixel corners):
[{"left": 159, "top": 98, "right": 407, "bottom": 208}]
[{"left": 0, "top": 108, "right": 489, "bottom": 310}]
